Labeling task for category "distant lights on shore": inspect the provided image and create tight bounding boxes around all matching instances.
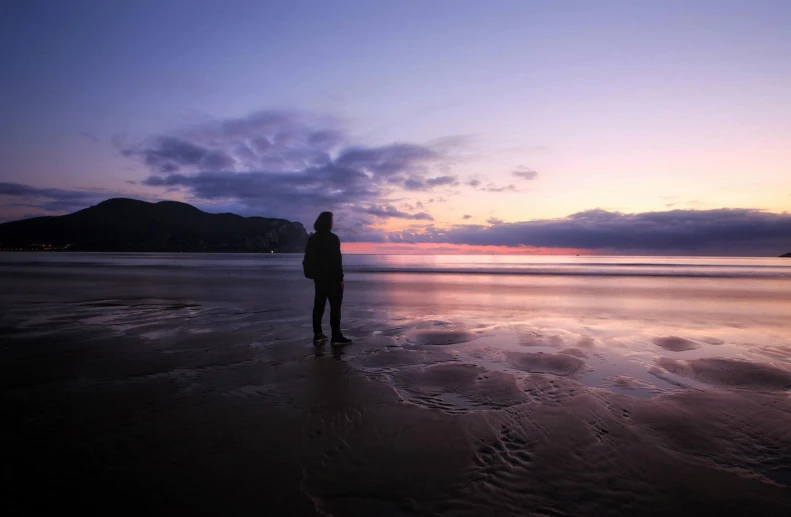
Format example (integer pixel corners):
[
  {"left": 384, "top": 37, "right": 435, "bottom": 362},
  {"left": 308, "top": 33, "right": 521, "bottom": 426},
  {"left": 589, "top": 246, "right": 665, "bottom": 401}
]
[{"left": 0, "top": 243, "right": 73, "bottom": 251}]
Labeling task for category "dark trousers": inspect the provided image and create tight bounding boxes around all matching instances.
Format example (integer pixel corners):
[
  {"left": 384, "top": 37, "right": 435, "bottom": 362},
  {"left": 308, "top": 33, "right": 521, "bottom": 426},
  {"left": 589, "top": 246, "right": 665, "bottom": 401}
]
[{"left": 313, "top": 279, "right": 343, "bottom": 335}]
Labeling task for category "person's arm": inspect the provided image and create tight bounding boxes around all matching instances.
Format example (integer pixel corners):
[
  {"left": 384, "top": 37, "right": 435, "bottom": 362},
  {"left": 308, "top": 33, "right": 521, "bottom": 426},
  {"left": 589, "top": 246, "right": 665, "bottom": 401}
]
[{"left": 332, "top": 234, "right": 344, "bottom": 281}]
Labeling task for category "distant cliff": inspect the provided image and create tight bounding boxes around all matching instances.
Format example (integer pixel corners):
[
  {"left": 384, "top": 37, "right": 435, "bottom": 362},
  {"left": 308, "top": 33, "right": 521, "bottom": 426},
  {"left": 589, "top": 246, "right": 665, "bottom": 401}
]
[
  {"left": 0, "top": 198, "right": 308, "bottom": 252},
  {"left": 781, "top": 253, "right": 791, "bottom": 258}
]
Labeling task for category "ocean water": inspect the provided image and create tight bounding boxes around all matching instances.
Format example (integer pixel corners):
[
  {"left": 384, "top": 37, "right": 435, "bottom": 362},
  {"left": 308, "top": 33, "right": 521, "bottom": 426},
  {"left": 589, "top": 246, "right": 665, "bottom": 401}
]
[{"left": 4, "top": 252, "right": 790, "bottom": 278}]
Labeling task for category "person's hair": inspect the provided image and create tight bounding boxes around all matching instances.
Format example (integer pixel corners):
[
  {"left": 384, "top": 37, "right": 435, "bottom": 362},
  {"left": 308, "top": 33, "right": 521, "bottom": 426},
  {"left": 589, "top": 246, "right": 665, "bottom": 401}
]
[{"left": 313, "top": 211, "right": 333, "bottom": 232}]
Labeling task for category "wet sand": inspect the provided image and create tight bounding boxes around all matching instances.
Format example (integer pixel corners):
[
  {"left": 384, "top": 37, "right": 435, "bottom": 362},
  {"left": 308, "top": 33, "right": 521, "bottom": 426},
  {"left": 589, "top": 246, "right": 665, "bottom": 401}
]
[{"left": 2, "top": 255, "right": 791, "bottom": 515}]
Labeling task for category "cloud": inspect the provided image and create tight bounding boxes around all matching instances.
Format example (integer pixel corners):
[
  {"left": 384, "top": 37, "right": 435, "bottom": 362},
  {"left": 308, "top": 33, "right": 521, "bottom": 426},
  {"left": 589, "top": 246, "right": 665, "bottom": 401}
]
[
  {"left": 487, "top": 217, "right": 503, "bottom": 225},
  {"left": 512, "top": 168, "right": 538, "bottom": 180},
  {"left": 427, "top": 175, "right": 458, "bottom": 187},
  {"left": 384, "top": 208, "right": 791, "bottom": 255},
  {"left": 462, "top": 214, "right": 472, "bottom": 219},
  {"left": 80, "top": 131, "right": 100, "bottom": 143},
  {"left": 466, "top": 178, "right": 518, "bottom": 192},
  {"left": 335, "top": 144, "right": 437, "bottom": 177},
  {"left": 0, "top": 182, "right": 122, "bottom": 213},
  {"left": 124, "top": 136, "right": 222, "bottom": 173},
  {"left": 467, "top": 169, "right": 534, "bottom": 192},
  {"left": 354, "top": 204, "right": 434, "bottom": 221},
  {"left": 124, "top": 110, "right": 462, "bottom": 224},
  {"left": 333, "top": 218, "right": 389, "bottom": 242},
  {"left": 484, "top": 184, "right": 517, "bottom": 192},
  {"left": 123, "top": 111, "right": 346, "bottom": 176},
  {"left": 404, "top": 174, "right": 458, "bottom": 191},
  {"left": 142, "top": 165, "right": 377, "bottom": 208},
  {"left": 387, "top": 224, "right": 446, "bottom": 244}
]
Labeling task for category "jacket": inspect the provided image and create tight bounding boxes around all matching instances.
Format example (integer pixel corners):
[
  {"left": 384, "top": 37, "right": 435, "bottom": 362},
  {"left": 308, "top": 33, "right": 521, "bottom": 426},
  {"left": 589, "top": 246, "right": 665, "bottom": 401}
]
[{"left": 306, "top": 230, "right": 344, "bottom": 281}]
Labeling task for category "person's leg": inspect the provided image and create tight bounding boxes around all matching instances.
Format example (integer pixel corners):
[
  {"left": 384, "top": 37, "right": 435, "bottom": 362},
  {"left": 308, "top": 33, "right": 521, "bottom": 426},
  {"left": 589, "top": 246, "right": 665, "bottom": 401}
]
[
  {"left": 328, "top": 281, "right": 344, "bottom": 337},
  {"left": 312, "top": 280, "right": 328, "bottom": 335}
]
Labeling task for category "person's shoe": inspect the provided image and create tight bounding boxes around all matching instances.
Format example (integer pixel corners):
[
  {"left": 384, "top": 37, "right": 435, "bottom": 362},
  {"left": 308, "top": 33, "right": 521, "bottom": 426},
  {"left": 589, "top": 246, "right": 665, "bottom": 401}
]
[
  {"left": 313, "top": 332, "right": 328, "bottom": 343},
  {"left": 331, "top": 334, "right": 352, "bottom": 345}
]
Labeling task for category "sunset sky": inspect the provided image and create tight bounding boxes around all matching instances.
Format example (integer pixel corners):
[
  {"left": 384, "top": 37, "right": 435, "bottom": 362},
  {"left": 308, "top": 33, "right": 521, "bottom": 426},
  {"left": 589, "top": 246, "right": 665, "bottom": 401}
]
[{"left": 1, "top": 0, "right": 790, "bottom": 254}]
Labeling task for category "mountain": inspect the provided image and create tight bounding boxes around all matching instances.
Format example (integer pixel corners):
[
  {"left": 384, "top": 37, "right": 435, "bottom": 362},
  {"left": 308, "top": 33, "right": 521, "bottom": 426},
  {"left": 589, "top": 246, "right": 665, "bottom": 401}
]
[
  {"left": 781, "top": 253, "right": 791, "bottom": 258},
  {"left": 0, "top": 198, "right": 308, "bottom": 252}
]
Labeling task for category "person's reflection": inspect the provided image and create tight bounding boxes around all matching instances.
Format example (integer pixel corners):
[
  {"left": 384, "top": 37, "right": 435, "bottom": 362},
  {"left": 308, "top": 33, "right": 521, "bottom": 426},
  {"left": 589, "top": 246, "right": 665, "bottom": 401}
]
[
  {"left": 313, "top": 341, "right": 345, "bottom": 360},
  {"left": 302, "top": 338, "right": 354, "bottom": 501},
  {"left": 308, "top": 344, "right": 352, "bottom": 416}
]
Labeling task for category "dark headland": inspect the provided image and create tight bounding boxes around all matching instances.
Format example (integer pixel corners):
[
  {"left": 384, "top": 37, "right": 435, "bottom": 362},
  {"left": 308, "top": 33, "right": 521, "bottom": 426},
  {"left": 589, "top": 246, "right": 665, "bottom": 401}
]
[
  {"left": 781, "top": 252, "right": 791, "bottom": 258},
  {"left": 0, "top": 198, "right": 308, "bottom": 252}
]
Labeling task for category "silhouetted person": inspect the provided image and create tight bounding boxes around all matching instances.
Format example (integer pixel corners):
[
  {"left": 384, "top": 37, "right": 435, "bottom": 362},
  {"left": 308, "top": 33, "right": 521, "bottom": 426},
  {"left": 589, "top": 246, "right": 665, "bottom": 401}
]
[{"left": 304, "top": 212, "right": 352, "bottom": 345}]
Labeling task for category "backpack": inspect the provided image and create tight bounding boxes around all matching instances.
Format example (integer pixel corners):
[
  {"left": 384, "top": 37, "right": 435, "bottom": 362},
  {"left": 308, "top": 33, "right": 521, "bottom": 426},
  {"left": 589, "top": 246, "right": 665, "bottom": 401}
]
[{"left": 302, "top": 237, "right": 319, "bottom": 279}]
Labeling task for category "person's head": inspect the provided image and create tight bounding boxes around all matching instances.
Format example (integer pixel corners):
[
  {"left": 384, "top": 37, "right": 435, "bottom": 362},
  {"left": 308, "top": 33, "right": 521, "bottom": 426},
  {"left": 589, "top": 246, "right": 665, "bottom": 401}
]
[{"left": 314, "top": 211, "right": 333, "bottom": 232}]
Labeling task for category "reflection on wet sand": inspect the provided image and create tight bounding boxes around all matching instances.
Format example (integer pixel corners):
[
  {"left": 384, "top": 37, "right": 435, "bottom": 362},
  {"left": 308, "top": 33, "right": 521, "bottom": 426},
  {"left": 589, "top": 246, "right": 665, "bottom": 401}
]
[{"left": 2, "top": 253, "right": 790, "bottom": 515}]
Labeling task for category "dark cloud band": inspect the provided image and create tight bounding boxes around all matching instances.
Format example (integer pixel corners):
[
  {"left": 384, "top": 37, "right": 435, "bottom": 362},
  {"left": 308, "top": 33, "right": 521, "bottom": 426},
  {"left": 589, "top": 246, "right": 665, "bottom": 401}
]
[
  {"left": 354, "top": 204, "right": 434, "bottom": 221},
  {"left": 387, "top": 208, "right": 791, "bottom": 254},
  {"left": 0, "top": 182, "right": 117, "bottom": 213}
]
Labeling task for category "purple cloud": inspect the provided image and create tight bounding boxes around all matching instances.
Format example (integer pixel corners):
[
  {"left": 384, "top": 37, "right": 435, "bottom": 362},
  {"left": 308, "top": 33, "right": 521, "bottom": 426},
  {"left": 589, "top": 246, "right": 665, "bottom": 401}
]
[
  {"left": 335, "top": 144, "right": 438, "bottom": 177},
  {"left": 385, "top": 208, "right": 791, "bottom": 255},
  {"left": 512, "top": 168, "right": 538, "bottom": 180},
  {"left": 0, "top": 182, "right": 127, "bottom": 213},
  {"left": 404, "top": 175, "right": 458, "bottom": 191},
  {"left": 125, "top": 110, "right": 462, "bottom": 224},
  {"left": 354, "top": 204, "right": 434, "bottom": 221},
  {"left": 466, "top": 178, "right": 518, "bottom": 192},
  {"left": 484, "top": 184, "right": 517, "bottom": 193}
]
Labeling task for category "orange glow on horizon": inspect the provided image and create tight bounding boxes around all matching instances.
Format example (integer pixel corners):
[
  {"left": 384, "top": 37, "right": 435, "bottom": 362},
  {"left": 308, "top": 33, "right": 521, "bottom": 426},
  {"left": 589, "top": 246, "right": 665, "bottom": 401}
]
[{"left": 342, "top": 242, "right": 593, "bottom": 255}]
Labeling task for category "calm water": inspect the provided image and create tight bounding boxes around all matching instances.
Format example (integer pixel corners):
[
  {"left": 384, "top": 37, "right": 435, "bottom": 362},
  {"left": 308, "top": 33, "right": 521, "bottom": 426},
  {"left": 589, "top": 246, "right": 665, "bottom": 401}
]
[{"left": 3, "top": 252, "right": 791, "bottom": 278}]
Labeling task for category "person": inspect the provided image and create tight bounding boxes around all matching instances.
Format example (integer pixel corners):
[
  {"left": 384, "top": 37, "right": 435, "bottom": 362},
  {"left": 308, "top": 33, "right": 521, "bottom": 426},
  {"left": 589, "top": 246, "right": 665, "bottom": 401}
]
[{"left": 306, "top": 211, "right": 352, "bottom": 345}]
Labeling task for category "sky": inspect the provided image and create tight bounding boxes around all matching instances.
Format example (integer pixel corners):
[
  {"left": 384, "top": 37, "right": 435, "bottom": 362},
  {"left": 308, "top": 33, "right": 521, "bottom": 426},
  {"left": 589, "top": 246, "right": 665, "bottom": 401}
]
[{"left": 1, "top": 0, "right": 790, "bottom": 255}]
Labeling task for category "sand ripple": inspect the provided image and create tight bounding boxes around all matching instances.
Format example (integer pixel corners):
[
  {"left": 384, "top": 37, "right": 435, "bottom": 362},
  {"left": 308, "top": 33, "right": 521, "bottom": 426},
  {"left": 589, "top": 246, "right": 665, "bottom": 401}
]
[
  {"left": 393, "top": 363, "right": 529, "bottom": 412},
  {"left": 653, "top": 336, "right": 699, "bottom": 351},
  {"left": 507, "top": 351, "right": 586, "bottom": 376},
  {"left": 657, "top": 357, "right": 791, "bottom": 391},
  {"left": 406, "top": 329, "right": 476, "bottom": 345}
]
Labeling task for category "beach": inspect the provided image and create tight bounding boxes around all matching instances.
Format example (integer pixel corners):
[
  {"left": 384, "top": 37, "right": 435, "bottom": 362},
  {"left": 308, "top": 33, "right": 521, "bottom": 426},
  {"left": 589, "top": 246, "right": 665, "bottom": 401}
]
[{"left": 2, "top": 253, "right": 791, "bottom": 516}]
